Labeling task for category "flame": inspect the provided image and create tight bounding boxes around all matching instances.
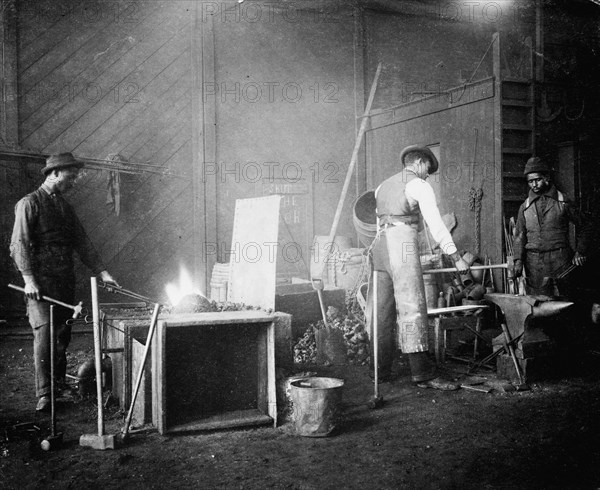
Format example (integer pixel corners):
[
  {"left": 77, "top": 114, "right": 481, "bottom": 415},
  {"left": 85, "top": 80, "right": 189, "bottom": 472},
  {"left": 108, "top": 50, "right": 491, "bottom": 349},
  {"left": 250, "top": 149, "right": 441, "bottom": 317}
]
[{"left": 165, "top": 266, "right": 202, "bottom": 307}]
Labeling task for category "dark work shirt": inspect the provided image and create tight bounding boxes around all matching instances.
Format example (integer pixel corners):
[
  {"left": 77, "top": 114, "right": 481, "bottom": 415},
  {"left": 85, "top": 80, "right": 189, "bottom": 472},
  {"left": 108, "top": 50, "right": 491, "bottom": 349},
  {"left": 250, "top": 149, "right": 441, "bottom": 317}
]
[
  {"left": 10, "top": 184, "right": 105, "bottom": 278},
  {"left": 513, "top": 185, "right": 590, "bottom": 260}
]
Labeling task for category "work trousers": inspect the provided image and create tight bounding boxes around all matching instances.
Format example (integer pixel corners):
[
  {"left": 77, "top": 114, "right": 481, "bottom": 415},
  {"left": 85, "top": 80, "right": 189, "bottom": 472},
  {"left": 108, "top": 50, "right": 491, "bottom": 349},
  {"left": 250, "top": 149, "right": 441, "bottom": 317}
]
[
  {"left": 366, "top": 223, "right": 429, "bottom": 376},
  {"left": 26, "top": 275, "right": 75, "bottom": 398},
  {"left": 30, "top": 308, "right": 72, "bottom": 398},
  {"left": 524, "top": 247, "right": 573, "bottom": 296}
]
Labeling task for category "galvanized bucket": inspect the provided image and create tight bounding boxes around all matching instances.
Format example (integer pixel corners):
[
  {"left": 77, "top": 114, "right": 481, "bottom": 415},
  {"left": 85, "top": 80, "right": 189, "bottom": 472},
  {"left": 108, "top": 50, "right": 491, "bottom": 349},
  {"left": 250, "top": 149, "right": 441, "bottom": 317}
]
[{"left": 290, "top": 377, "right": 344, "bottom": 437}]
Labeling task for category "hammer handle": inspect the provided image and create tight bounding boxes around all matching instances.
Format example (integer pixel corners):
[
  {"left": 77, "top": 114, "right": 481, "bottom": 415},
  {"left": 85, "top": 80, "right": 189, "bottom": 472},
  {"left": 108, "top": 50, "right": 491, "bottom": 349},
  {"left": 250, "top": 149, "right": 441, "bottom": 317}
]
[
  {"left": 8, "top": 283, "right": 77, "bottom": 311},
  {"left": 423, "top": 263, "right": 508, "bottom": 275}
]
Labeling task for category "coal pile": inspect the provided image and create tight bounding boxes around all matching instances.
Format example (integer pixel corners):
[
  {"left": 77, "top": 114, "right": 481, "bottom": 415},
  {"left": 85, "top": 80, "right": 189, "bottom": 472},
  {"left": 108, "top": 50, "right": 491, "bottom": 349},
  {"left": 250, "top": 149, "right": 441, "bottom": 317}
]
[{"left": 171, "top": 294, "right": 218, "bottom": 314}]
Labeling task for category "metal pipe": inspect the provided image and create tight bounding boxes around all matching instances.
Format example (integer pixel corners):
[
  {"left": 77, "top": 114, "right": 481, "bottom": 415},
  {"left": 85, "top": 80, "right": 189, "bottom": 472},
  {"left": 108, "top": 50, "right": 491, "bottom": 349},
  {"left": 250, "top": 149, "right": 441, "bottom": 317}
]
[
  {"left": 97, "top": 282, "right": 161, "bottom": 305},
  {"left": 91, "top": 277, "right": 105, "bottom": 438},
  {"left": 423, "top": 263, "right": 508, "bottom": 275},
  {"left": 8, "top": 284, "right": 83, "bottom": 318}
]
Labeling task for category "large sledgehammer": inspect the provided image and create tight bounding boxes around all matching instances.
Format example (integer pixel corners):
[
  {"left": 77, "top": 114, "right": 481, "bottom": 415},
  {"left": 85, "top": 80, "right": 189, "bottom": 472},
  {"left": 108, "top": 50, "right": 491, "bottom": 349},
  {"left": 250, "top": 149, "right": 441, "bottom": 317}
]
[
  {"left": 79, "top": 277, "right": 115, "bottom": 450},
  {"left": 8, "top": 284, "right": 83, "bottom": 319}
]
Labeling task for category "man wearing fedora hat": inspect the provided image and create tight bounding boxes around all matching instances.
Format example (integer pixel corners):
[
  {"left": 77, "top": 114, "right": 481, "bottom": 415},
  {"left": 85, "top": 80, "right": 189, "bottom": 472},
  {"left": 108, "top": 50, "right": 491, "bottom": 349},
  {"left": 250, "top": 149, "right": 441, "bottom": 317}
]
[
  {"left": 513, "top": 156, "right": 590, "bottom": 296},
  {"left": 366, "top": 145, "right": 470, "bottom": 390},
  {"left": 10, "top": 152, "right": 119, "bottom": 412}
]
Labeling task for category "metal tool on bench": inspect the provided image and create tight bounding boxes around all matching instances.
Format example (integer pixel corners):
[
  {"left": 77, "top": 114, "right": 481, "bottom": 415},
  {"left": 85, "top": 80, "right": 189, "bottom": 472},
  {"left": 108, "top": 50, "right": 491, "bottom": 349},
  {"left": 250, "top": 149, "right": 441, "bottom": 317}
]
[
  {"left": 422, "top": 262, "right": 509, "bottom": 275},
  {"left": 7, "top": 283, "right": 83, "bottom": 319},
  {"left": 41, "top": 305, "right": 64, "bottom": 451}
]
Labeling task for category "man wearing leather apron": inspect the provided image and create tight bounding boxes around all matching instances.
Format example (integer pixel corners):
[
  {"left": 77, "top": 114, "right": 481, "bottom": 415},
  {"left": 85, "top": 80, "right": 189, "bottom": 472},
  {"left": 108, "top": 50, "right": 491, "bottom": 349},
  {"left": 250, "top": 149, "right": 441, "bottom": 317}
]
[{"left": 366, "top": 145, "right": 470, "bottom": 390}]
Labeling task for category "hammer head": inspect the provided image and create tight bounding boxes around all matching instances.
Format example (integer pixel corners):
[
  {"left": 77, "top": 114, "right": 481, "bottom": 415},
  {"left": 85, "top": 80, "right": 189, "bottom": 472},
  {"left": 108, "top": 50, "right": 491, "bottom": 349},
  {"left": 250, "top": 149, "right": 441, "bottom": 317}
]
[
  {"left": 506, "top": 256, "right": 515, "bottom": 279},
  {"left": 367, "top": 395, "right": 384, "bottom": 410},
  {"left": 40, "top": 432, "right": 63, "bottom": 451},
  {"left": 72, "top": 301, "right": 83, "bottom": 319},
  {"left": 79, "top": 433, "right": 115, "bottom": 450}
]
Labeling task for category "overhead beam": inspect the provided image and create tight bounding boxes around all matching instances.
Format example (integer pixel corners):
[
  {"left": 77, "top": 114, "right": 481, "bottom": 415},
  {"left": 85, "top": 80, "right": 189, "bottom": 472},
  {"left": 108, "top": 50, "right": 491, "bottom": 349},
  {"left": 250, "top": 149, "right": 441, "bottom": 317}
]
[{"left": 1, "top": 0, "right": 19, "bottom": 146}]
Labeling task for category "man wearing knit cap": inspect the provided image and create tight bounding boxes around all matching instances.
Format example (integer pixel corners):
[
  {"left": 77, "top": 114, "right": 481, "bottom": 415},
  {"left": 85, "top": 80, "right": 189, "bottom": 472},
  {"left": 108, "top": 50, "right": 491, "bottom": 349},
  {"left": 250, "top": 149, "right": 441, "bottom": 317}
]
[
  {"left": 366, "top": 145, "right": 470, "bottom": 390},
  {"left": 513, "top": 156, "right": 590, "bottom": 296},
  {"left": 10, "top": 152, "right": 119, "bottom": 412}
]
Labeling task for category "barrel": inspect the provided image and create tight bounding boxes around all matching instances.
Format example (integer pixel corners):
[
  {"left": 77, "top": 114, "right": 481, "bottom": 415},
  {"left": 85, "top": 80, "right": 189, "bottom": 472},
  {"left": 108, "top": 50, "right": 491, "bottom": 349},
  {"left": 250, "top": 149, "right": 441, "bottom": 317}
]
[
  {"left": 290, "top": 377, "right": 344, "bottom": 437},
  {"left": 353, "top": 190, "right": 377, "bottom": 247}
]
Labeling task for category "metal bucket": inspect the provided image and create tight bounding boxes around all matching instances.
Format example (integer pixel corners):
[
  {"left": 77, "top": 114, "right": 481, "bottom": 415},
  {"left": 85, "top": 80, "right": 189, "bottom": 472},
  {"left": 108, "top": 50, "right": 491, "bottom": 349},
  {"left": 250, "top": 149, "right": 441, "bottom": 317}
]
[
  {"left": 290, "top": 377, "right": 344, "bottom": 437},
  {"left": 353, "top": 190, "right": 377, "bottom": 247}
]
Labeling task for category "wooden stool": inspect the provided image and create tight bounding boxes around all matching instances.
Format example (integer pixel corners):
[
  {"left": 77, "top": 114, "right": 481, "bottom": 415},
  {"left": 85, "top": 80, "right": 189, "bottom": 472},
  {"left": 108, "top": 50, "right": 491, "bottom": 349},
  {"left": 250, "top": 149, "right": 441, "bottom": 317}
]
[{"left": 428, "top": 305, "right": 489, "bottom": 364}]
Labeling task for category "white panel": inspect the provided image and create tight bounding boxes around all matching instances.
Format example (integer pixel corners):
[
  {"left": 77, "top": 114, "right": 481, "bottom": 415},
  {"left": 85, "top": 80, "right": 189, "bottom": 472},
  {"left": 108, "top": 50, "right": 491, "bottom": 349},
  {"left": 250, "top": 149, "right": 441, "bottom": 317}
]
[{"left": 227, "top": 195, "right": 281, "bottom": 310}]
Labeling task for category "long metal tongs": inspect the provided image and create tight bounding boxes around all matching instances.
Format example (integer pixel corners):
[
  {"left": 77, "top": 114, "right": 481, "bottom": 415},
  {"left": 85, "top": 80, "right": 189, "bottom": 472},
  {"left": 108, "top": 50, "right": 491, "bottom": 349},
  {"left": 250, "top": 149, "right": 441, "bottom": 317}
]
[{"left": 97, "top": 281, "right": 161, "bottom": 306}]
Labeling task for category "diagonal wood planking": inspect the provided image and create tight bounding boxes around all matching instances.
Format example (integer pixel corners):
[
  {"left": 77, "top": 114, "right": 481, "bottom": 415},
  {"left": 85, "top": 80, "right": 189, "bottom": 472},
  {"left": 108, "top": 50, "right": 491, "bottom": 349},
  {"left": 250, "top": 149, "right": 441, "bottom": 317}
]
[
  {"left": 22, "top": 10, "right": 190, "bottom": 150},
  {"left": 72, "top": 116, "right": 192, "bottom": 288},
  {"left": 19, "top": 1, "right": 164, "bottom": 125},
  {"left": 70, "top": 92, "right": 192, "bottom": 234},
  {"left": 73, "top": 48, "right": 191, "bottom": 157},
  {"left": 19, "top": 2, "right": 196, "bottom": 299},
  {"left": 64, "top": 79, "right": 191, "bottom": 215}
]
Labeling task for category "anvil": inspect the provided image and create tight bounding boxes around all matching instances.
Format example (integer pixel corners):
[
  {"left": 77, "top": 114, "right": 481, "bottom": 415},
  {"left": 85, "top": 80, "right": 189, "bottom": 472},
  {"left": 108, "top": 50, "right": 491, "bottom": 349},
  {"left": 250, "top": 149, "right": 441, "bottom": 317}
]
[{"left": 484, "top": 293, "right": 574, "bottom": 359}]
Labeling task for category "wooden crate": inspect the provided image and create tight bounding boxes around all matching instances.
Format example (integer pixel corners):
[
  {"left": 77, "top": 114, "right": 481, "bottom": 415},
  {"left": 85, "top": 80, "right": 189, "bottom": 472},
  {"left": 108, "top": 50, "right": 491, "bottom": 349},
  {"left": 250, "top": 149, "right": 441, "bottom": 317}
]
[
  {"left": 152, "top": 311, "right": 277, "bottom": 434},
  {"left": 101, "top": 303, "right": 151, "bottom": 410},
  {"left": 104, "top": 313, "right": 152, "bottom": 410}
]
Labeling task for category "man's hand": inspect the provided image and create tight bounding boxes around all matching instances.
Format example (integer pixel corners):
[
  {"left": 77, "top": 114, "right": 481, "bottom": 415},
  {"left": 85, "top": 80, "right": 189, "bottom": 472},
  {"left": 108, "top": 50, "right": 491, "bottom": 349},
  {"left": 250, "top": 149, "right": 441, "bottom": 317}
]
[
  {"left": 572, "top": 252, "right": 586, "bottom": 267},
  {"left": 454, "top": 257, "right": 470, "bottom": 274},
  {"left": 513, "top": 259, "right": 523, "bottom": 277},
  {"left": 23, "top": 275, "right": 41, "bottom": 300},
  {"left": 99, "top": 270, "right": 120, "bottom": 287}
]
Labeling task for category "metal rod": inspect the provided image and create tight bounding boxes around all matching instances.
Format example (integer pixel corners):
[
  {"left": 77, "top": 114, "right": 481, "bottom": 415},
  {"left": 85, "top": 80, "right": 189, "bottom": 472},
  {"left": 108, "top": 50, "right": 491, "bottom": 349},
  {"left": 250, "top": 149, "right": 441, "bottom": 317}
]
[
  {"left": 373, "top": 271, "right": 379, "bottom": 397},
  {"left": 8, "top": 284, "right": 82, "bottom": 317},
  {"left": 91, "top": 277, "right": 104, "bottom": 437},
  {"left": 122, "top": 303, "right": 161, "bottom": 439},
  {"left": 50, "top": 305, "right": 56, "bottom": 437},
  {"left": 428, "top": 304, "right": 489, "bottom": 316},
  {"left": 97, "top": 282, "right": 161, "bottom": 305},
  {"left": 423, "top": 263, "right": 508, "bottom": 275},
  {"left": 0, "top": 148, "right": 187, "bottom": 179},
  {"left": 501, "top": 323, "right": 525, "bottom": 385}
]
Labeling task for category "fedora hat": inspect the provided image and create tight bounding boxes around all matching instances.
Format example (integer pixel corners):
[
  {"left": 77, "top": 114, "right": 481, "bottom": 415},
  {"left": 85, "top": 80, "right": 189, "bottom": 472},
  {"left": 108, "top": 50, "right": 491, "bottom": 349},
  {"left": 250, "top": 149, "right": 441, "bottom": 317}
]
[
  {"left": 399, "top": 145, "right": 439, "bottom": 174},
  {"left": 41, "top": 152, "right": 83, "bottom": 175},
  {"left": 523, "top": 156, "right": 550, "bottom": 176}
]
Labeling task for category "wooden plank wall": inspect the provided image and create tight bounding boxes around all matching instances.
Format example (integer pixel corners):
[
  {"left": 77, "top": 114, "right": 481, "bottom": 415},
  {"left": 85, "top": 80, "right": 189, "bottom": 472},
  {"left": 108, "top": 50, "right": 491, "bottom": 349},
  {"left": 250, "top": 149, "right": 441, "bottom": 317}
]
[
  {"left": 366, "top": 81, "right": 499, "bottom": 262},
  {"left": 17, "top": 0, "right": 195, "bottom": 303}
]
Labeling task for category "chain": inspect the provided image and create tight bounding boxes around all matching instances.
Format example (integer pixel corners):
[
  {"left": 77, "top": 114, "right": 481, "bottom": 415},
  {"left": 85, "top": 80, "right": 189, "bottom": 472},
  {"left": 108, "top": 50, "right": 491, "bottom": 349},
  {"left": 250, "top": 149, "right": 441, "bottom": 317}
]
[{"left": 468, "top": 187, "right": 483, "bottom": 255}]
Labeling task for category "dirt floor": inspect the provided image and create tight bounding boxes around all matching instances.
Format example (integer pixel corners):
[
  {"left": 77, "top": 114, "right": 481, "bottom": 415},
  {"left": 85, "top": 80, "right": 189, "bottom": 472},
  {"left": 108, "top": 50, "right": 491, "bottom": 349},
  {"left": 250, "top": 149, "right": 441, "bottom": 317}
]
[{"left": 2, "top": 329, "right": 600, "bottom": 490}]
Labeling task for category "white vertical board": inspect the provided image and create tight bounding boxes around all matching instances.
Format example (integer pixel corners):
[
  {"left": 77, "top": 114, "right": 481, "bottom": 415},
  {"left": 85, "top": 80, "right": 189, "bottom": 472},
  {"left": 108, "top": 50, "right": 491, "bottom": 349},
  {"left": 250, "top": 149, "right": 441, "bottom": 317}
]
[{"left": 227, "top": 195, "right": 282, "bottom": 310}]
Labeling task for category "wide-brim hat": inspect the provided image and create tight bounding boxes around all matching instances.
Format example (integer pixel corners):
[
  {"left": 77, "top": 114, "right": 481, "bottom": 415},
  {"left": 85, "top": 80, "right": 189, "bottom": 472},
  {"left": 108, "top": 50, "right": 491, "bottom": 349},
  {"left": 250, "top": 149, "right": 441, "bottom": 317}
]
[
  {"left": 41, "top": 152, "right": 84, "bottom": 175},
  {"left": 399, "top": 145, "right": 439, "bottom": 174},
  {"left": 523, "top": 156, "right": 550, "bottom": 176}
]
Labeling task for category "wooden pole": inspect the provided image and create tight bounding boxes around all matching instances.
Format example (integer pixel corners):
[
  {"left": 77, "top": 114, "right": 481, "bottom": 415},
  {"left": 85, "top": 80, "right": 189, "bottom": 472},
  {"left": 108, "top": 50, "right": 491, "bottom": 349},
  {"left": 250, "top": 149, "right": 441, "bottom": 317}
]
[{"left": 311, "top": 63, "right": 383, "bottom": 324}]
